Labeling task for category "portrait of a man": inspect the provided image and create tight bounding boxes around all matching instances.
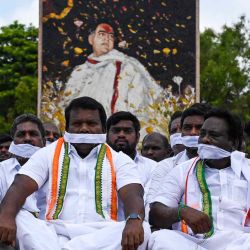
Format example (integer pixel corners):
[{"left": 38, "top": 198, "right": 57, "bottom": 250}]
[
  {"left": 61, "top": 22, "right": 164, "bottom": 133},
  {"left": 40, "top": 0, "right": 198, "bottom": 135}
]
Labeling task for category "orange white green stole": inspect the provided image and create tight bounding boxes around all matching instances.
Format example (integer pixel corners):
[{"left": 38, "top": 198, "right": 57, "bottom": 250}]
[
  {"left": 181, "top": 158, "right": 214, "bottom": 238},
  {"left": 45, "top": 138, "right": 118, "bottom": 221}
]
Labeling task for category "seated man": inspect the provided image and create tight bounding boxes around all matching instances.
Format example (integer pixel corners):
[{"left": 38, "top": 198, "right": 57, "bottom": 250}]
[
  {"left": 0, "top": 134, "right": 12, "bottom": 162},
  {"left": 0, "top": 114, "right": 60, "bottom": 250},
  {"left": 0, "top": 97, "right": 150, "bottom": 250},
  {"left": 148, "top": 108, "right": 250, "bottom": 250},
  {"left": 106, "top": 111, "right": 157, "bottom": 197},
  {"left": 141, "top": 132, "right": 172, "bottom": 162},
  {"left": 147, "top": 104, "right": 210, "bottom": 206}
]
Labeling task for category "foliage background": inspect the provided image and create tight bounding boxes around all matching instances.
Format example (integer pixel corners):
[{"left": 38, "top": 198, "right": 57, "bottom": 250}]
[
  {"left": 0, "top": 15, "right": 249, "bottom": 152},
  {"left": 0, "top": 22, "right": 38, "bottom": 133}
]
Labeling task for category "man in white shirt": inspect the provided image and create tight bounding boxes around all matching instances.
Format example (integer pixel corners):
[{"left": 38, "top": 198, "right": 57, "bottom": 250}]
[
  {"left": 0, "top": 97, "right": 150, "bottom": 250},
  {"left": 106, "top": 111, "right": 157, "bottom": 196},
  {"left": 0, "top": 114, "right": 60, "bottom": 250},
  {"left": 148, "top": 108, "right": 250, "bottom": 250},
  {"left": 147, "top": 104, "right": 211, "bottom": 208}
]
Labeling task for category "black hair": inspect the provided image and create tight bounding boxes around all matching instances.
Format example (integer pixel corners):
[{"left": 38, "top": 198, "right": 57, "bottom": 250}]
[
  {"left": 180, "top": 103, "right": 212, "bottom": 128},
  {"left": 107, "top": 111, "right": 140, "bottom": 134},
  {"left": 10, "top": 114, "right": 45, "bottom": 139},
  {"left": 142, "top": 132, "right": 170, "bottom": 149},
  {"left": 0, "top": 134, "right": 12, "bottom": 144},
  {"left": 245, "top": 121, "right": 250, "bottom": 136},
  {"left": 204, "top": 108, "right": 243, "bottom": 150},
  {"left": 65, "top": 96, "right": 107, "bottom": 131},
  {"left": 168, "top": 111, "right": 182, "bottom": 133}
]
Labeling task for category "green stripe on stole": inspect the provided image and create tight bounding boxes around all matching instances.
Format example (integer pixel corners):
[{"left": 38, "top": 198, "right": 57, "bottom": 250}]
[{"left": 196, "top": 160, "right": 214, "bottom": 238}]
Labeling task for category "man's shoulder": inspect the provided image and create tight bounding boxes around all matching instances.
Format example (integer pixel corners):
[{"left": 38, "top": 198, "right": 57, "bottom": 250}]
[
  {"left": 105, "top": 144, "right": 134, "bottom": 164},
  {"left": 0, "top": 158, "right": 19, "bottom": 172},
  {"left": 136, "top": 154, "right": 156, "bottom": 164},
  {"left": 175, "top": 157, "right": 199, "bottom": 174},
  {"left": 137, "top": 155, "right": 157, "bottom": 168},
  {"left": 158, "top": 156, "right": 175, "bottom": 166},
  {"left": 0, "top": 158, "right": 19, "bottom": 185}
]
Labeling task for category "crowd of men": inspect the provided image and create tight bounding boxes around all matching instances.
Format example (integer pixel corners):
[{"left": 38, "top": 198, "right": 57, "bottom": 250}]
[{"left": 0, "top": 96, "right": 249, "bottom": 250}]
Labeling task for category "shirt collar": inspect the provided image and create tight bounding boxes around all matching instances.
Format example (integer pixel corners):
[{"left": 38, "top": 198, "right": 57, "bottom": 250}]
[{"left": 134, "top": 151, "right": 141, "bottom": 163}]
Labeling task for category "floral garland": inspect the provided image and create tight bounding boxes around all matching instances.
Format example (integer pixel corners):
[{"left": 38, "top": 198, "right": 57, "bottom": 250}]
[{"left": 46, "top": 138, "right": 117, "bottom": 221}]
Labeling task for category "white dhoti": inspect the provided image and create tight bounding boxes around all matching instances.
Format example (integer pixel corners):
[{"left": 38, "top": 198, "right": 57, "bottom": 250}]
[
  {"left": 16, "top": 211, "right": 150, "bottom": 250},
  {"left": 148, "top": 229, "right": 250, "bottom": 250},
  {"left": 16, "top": 210, "right": 60, "bottom": 250},
  {"left": 48, "top": 220, "right": 151, "bottom": 250}
]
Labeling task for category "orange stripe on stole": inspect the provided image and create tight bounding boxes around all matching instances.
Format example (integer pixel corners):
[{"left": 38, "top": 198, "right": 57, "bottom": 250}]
[
  {"left": 106, "top": 145, "right": 118, "bottom": 221},
  {"left": 46, "top": 137, "right": 64, "bottom": 220}
]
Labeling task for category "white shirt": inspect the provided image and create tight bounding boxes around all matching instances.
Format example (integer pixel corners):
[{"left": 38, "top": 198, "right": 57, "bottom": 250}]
[
  {"left": 19, "top": 142, "right": 142, "bottom": 223},
  {"left": 152, "top": 151, "right": 250, "bottom": 232},
  {"left": 134, "top": 153, "right": 157, "bottom": 189},
  {"left": 147, "top": 150, "right": 188, "bottom": 204},
  {"left": 0, "top": 158, "right": 38, "bottom": 212}
]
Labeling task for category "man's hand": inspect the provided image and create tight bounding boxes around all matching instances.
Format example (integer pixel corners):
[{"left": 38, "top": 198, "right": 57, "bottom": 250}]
[
  {"left": 181, "top": 206, "right": 211, "bottom": 234},
  {"left": 0, "top": 213, "right": 16, "bottom": 247},
  {"left": 121, "top": 219, "right": 144, "bottom": 250}
]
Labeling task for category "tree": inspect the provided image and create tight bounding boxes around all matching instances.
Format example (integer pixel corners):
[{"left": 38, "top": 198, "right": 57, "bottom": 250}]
[
  {"left": 0, "top": 21, "right": 38, "bottom": 133},
  {"left": 200, "top": 15, "right": 250, "bottom": 122}
]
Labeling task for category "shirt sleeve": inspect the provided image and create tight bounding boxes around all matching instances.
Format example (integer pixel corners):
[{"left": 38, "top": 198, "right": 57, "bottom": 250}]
[
  {"left": 113, "top": 151, "right": 142, "bottom": 190},
  {"left": 18, "top": 147, "right": 50, "bottom": 189},
  {"left": 146, "top": 158, "right": 174, "bottom": 204},
  {"left": 151, "top": 164, "right": 185, "bottom": 207}
]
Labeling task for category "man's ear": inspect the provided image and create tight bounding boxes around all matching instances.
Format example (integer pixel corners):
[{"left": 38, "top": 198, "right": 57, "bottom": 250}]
[{"left": 88, "top": 33, "right": 94, "bottom": 46}]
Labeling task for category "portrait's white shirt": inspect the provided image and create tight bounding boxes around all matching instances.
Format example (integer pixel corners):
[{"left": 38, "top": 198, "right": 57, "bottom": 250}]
[
  {"left": 61, "top": 49, "right": 166, "bottom": 138},
  {"left": 19, "top": 142, "right": 142, "bottom": 223}
]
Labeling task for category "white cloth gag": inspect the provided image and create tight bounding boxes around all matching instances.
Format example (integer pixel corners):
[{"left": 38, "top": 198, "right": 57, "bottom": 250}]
[
  {"left": 198, "top": 143, "right": 232, "bottom": 160},
  {"left": 170, "top": 133, "right": 182, "bottom": 148},
  {"left": 9, "top": 142, "right": 41, "bottom": 159},
  {"left": 182, "top": 135, "right": 199, "bottom": 148},
  {"left": 63, "top": 132, "right": 106, "bottom": 144}
]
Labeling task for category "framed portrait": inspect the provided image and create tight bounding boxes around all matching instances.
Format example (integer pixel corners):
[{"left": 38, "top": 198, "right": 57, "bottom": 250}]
[{"left": 39, "top": 0, "right": 199, "bottom": 136}]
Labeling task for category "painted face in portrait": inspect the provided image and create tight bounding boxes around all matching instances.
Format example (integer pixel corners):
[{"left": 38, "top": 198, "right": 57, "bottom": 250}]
[{"left": 88, "top": 23, "right": 115, "bottom": 57}]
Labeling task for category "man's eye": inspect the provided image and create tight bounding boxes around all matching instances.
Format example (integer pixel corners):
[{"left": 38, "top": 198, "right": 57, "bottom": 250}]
[{"left": 183, "top": 125, "right": 191, "bottom": 130}]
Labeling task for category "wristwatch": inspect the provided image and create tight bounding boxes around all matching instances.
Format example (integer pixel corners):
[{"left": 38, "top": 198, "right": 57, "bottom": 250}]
[{"left": 125, "top": 213, "right": 142, "bottom": 222}]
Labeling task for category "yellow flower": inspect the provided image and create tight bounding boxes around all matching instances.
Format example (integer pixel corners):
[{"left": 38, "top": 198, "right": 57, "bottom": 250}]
[
  {"left": 74, "top": 47, "right": 83, "bottom": 55},
  {"left": 163, "top": 48, "right": 171, "bottom": 55}
]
